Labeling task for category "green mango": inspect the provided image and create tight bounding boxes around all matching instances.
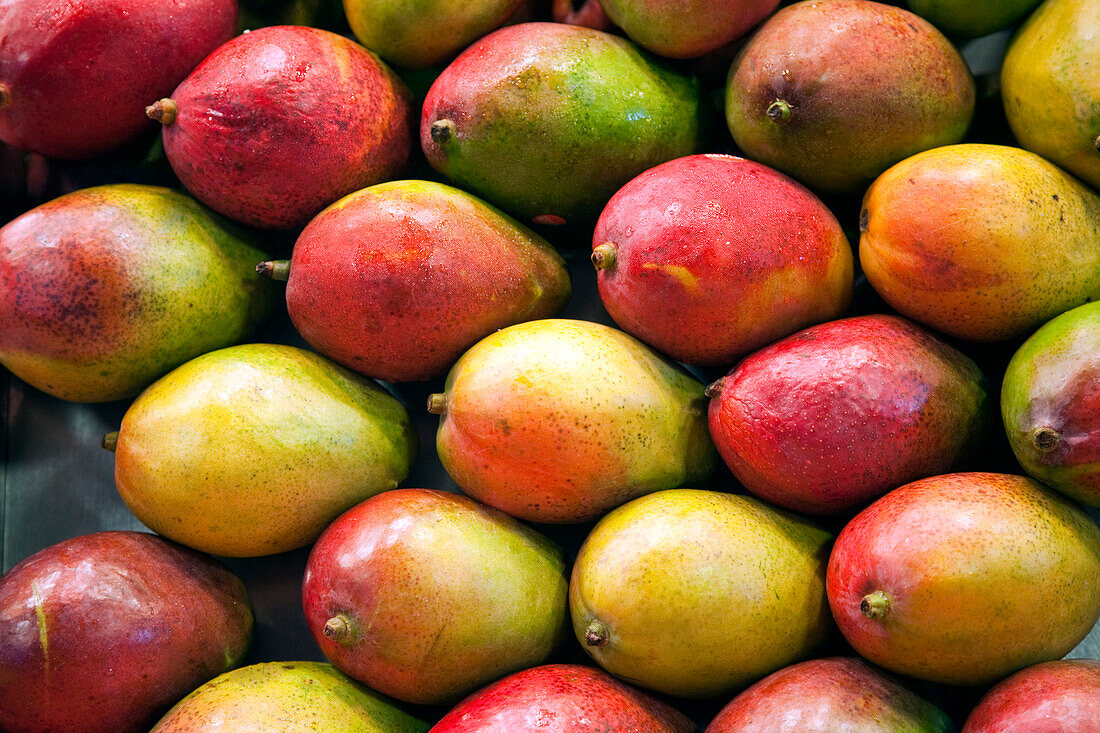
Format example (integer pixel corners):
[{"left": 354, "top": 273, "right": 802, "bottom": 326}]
[
  {"left": 0, "top": 184, "right": 276, "bottom": 402},
  {"left": 151, "top": 662, "right": 429, "bottom": 731},
  {"left": 1002, "top": 301, "right": 1100, "bottom": 506},
  {"left": 907, "top": 0, "right": 1043, "bottom": 37},
  {"left": 421, "top": 22, "right": 704, "bottom": 225},
  {"left": 1002, "top": 0, "right": 1100, "bottom": 190}
]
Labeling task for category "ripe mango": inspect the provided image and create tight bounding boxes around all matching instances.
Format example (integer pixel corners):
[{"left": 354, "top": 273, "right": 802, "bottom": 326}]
[
  {"left": 598, "top": 0, "right": 780, "bottom": 58},
  {"left": 860, "top": 144, "right": 1100, "bottom": 341},
  {"left": 963, "top": 660, "right": 1100, "bottom": 732}
]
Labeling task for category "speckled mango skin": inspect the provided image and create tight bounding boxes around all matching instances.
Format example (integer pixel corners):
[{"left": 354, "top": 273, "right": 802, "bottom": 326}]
[
  {"left": 725, "top": 0, "right": 974, "bottom": 195},
  {"left": 301, "top": 489, "right": 569, "bottom": 705},
  {"left": 1002, "top": 0, "right": 1100, "bottom": 191},
  {"left": 859, "top": 144, "right": 1100, "bottom": 341},
  {"left": 0, "top": 531, "right": 253, "bottom": 733},
  {"left": 0, "top": 184, "right": 276, "bottom": 403},
  {"left": 827, "top": 473, "right": 1100, "bottom": 686},
  {"left": 1002, "top": 302, "right": 1100, "bottom": 506},
  {"left": 150, "top": 661, "right": 429, "bottom": 732},
  {"left": 421, "top": 22, "right": 703, "bottom": 223},
  {"left": 162, "top": 25, "right": 413, "bottom": 230},
  {"left": 706, "top": 657, "right": 953, "bottom": 733},
  {"left": 0, "top": 0, "right": 236, "bottom": 159},
  {"left": 908, "top": 0, "right": 1043, "bottom": 37},
  {"left": 570, "top": 489, "right": 833, "bottom": 699},
  {"left": 114, "top": 343, "right": 417, "bottom": 557},
  {"left": 593, "top": 154, "right": 853, "bottom": 366},
  {"left": 433, "top": 319, "right": 718, "bottom": 523},
  {"left": 962, "top": 659, "right": 1100, "bottom": 733},
  {"left": 286, "top": 180, "right": 570, "bottom": 383},
  {"left": 708, "top": 315, "right": 988, "bottom": 515},
  {"left": 599, "top": 0, "right": 779, "bottom": 59},
  {"left": 432, "top": 664, "right": 694, "bottom": 733},
  {"left": 344, "top": 0, "right": 525, "bottom": 69}
]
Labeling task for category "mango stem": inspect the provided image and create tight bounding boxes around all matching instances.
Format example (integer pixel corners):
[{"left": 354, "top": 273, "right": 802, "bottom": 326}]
[
  {"left": 766, "top": 99, "right": 792, "bottom": 124},
  {"left": 860, "top": 590, "right": 890, "bottom": 620},
  {"left": 704, "top": 377, "right": 726, "bottom": 399},
  {"left": 102, "top": 431, "right": 119, "bottom": 452},
  {"left": 584, "top": 619, "right": 609, "bottom": 647},
  {"left": 426, "top": 393, "right": 447, "bottom": 415},
  {"left": 0, "top": 84, "right": 10, "bottom": 109},
  {"left": 256, "top": 260, "right": 290, "bottom": 281},
  {"left": 591, "top": 243, "right": 617, "bottom": 271},
  {"left": 323, "top": 614, "right": 353, "bottom": 644},
  {"left": 1031, "top": 427, "right": 1061, "bottom": 452},
  {"left": 146, "top": 98, "right": 178, "bottom": 125},
  {"left": 430, "top": 119, "right": 455, "bottom": 144}
]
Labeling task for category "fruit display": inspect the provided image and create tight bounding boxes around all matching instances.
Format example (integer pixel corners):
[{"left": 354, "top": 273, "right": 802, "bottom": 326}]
[{"left": 2, "top": 0, "right": 1099, "bottom": 730}]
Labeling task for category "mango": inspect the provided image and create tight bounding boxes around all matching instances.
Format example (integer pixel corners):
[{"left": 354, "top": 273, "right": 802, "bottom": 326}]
[
  {"left": 421, "top": 22, "right": 703, "bottom": 224},
  {"left": 1002, "top": 0, "right": 1100, "bottom": 190},
  {"left": 828, "top": 473, "right": 1100, "bottom": 686},
  {"left": 428, "top": 319, "right": 717, "bottom": 523},
  {"left": 570, "top": 489, "right": 833, "bottom": 699},
  {"left": 150, "top": 26, "right": 413, "bottom": 229},
  {"left": 963, "top": 660, "right": 1100, "bottom": 732},
  {"left": 302, "top": 489, "right": 568, "bottom": 705},
  {"left": 0, "top": 184, "right": 276, "bottom": 402},
  {"left": 112, "top": 343, "right": 417, "bottom": 557},
  {"left": 343, "top": 0, "right": 526, "bottom": 69},
  {"left": 725, "top": 0, "right": 974, "bottom": 194},
  {"left": 0, "top": 532, "right": 252, "bottom": 733},
  {"left": 151, "top": 662, "right": 429, "bottom": 732},
  {"left": 598, "top": 0, "right": 780, "bottom": 58},
  {"left": 908, "top": 0, "right": 1043, "bottom": 37},
  {"left": 593, "top": 153, "right": 853, "bottom": 366},
  {"left": 860, "top": 144, "right": 1100, "bottom": 341},
  {"left": 1002, "top": 301, "right": 1100, "bottom": 506},
  {"left": 273, "top": 180, "right": 570, "bottom": 383},
  {"left": 708, "top": 315, "right": 988, "bottom": 515},
  {"left": 706, "top": 658, "right": 954, "bottom": 733}
]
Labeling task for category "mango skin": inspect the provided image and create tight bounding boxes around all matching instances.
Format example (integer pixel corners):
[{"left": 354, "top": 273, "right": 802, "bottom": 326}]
[
  {"left": 708, "top": 315, "right": 988, "bottom": 515},
  {"left": 1002, "top": 301, "right": 1100, "bottom": 506},
  {"left": 570, "top": 489, "right": 833, "bottom": 699},
  {"left": 0, "top": 531, "right": 253, "bottom": 733},
  {"left": 344, "top": 0, "right": 525, "bottom": 69},
  {"left": 0, "top": 0, "right": 236, "bottom": 159},
  {"left": 421, "top": 22, "right": 703, "bottom": 223},
  {"left": 162, "top": 26, "right": 413, "bottom": 230},
  {"left": 593, "top": 154, "right": 853, "bottom": 366},
  {"left": 114, "top": 343, "right": 417, "bottom": 557},
  {"left": 725, "top": 0, "right": 974, "bottom": 195},
  {"left": 432, "top": 664, "right": 694, "bottom": 733},
  {"left": 0, "top": 184, "right": 276, "bottom": 402},
  {"left": 433, "top": 319, "right": 717, "bottom": 523},
  {"left": 301, "top": 489, "right": 569, "bottom": 705},
  {"left": 860, "top": 144, "right": 1100, "bottom": 341},
  {"left": 962, "top": 660, "right": 1100, "bottom": 732},
  {"left": 706, "top": 657, "right": 954, "bottom": 733},
  {"left": 151, "top": 662, "right": 429, "bottom": 732},
  {"left": 598, "top": 0, "right": 780, "bottom": 59},
  {"left": 1002, "top": 0, "right": 1100, "bottom": 191},
  {"left": 286, "top": 180, "right": 570, "bottom": 383},
  {"left": 908, "top": 0, "right": 1043, "bottom": 37},
  {"left": 827, "top": 473, "right": 1100, "bottom": 686}
]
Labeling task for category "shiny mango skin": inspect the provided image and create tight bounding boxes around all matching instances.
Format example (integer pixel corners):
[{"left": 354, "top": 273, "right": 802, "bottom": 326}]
[
  {"left": 827, "top": 473, "right": 1100, "bottom": 686},
  {"left": 1002, "top": 301, "right": 1100, "bottom": 506},
  {"left": 151, "top": 662, "right": 429, "bottom": 732},
  {"left": 706, "top": 658, "right": 953, "bottom": 733},
  {"left": 0, "top": 184, "right": 276, "bottom": 402},
  {"left": 433, "top": 319, "right": 717, "bottom": 523},
  {"left": 598, "top": 0, "right": 780, "bottom": 59},
  {"left": 431, "top": 665, "right": 694, "bottom": 733},
  {"left": 344, "top": 0, "right": 525, "bottom": 69},
  {"left": 907, "top": 0, "right": 1043, "bottom": 37},
  {"left": 962, "top": 660, "right": 1100, "bottom": 733},
  {"left": 0, "top": 532, "right": 253, "bottom": 733},
  {"left": 301, "top": 489, "right": 569, "bottom": 705},
  {"left": 860, "top": 144, "right": 1100, "bottom": 341},
  {"left": 1002, "top": 0, "right": 1100, "bottom": 190},
  {"left": 708, "top": 315, "right": 988, "bottom": 515},
  {"left": 161, "top": 26, "right": 413, "bottom": 230},
  {"left": 114, "top": 343, "right": 417, "bottom": 557},
  {"left": 286, "top": 180, "right": 570, "bottom": 383},
  {"left": 0, "top": 0, "right": 236, "bottom": 159},
  {"left": 593, "top": 154, "right": 853, "bottom": 366},
  {"left": 725, "top": 0, "right": 974, "bottom": 195},
  {"left": 570, "top": 489, "right": 833, "bottom": 699},
  {"left": 421, "top": 22, "right": 703, "bottom": 224}
]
